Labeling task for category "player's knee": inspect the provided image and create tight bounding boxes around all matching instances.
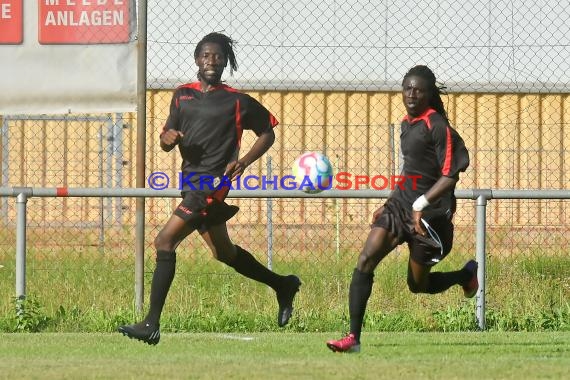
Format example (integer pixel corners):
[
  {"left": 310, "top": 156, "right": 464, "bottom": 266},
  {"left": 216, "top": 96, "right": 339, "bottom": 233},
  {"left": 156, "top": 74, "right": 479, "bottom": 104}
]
[
  {"left": 407, "top": 276, "right": 425, "bottom": 293},
  {"left": 218, "top": 257, "right": 233, "bottom": 266},
  {"left": 154, "top": 232, "right": 174, "bottom": 252},
  {"left": 211, "top": 244, "right": 237, "bottom": 265},
  {"left": 213, "top": 251, "right": 231, "bottom": 265},
  {"left": 356, "top": 250, "right": 384, "bottom": 273}
]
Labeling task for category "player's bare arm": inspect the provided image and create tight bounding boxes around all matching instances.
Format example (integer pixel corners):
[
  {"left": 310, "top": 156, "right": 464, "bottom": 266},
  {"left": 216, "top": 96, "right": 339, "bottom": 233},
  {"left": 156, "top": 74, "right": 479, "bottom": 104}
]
[
  {"left": 412, "top": 176, "right": 457, "bottom": 235},
  {"left": 371, "top": 206, "right": 385, "bottom": 224},
  {"left": 225, "top": 128, "right": 275, "bottom": 181}
]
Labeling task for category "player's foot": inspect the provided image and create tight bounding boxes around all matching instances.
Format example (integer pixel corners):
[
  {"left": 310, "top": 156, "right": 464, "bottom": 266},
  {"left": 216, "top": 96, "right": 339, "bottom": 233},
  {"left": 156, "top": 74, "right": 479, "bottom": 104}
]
[
  {"left": 276, "top": 275, "right": 301, "bottom": 327},
  {"left": 326, "top": 333, "right": 361, "bottom": 353},
  {"left": 462, "top": 260, "right": 479, "bottom": 298},
  {"left": 118, "top": 321, "right": 160, "bottom": 345}
]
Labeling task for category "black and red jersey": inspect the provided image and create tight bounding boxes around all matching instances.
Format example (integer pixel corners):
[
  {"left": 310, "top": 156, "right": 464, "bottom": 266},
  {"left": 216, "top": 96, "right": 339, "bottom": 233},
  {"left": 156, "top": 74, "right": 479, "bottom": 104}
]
[
  {"left": 162, "top": 82, "right": 278, "bottom": 189},
  {"left": 391, "top": 108, "right": 469, "bottom": 217}
]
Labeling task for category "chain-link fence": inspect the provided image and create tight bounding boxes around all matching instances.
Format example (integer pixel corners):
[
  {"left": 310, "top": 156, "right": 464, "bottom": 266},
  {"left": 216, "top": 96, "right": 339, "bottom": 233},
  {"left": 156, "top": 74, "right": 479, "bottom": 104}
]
[{"left": 0, "top": 0, "right": 568, "bottom": 330}]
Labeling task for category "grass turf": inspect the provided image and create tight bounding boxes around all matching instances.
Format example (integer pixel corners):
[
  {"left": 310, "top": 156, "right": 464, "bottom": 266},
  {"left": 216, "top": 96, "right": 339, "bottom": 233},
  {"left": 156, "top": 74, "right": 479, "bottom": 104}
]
[{"left": 0, "top": 332, "right": 568, "bottom": 379}]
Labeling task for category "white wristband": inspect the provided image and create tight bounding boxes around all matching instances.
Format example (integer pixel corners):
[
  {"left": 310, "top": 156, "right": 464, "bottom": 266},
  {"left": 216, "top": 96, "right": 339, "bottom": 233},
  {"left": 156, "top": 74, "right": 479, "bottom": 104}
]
[{"left": 412, "top": 195, "right": 430, "bottom": 211}]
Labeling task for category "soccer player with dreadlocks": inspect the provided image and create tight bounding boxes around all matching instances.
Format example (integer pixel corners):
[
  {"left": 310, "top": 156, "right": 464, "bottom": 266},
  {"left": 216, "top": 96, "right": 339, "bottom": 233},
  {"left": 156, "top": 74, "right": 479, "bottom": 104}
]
[
  {"left": 118, "top": 32, "right": 301, "bottom": 345},
  {"left": 326, "top": 65, "right": 477, "bottom": 353}
]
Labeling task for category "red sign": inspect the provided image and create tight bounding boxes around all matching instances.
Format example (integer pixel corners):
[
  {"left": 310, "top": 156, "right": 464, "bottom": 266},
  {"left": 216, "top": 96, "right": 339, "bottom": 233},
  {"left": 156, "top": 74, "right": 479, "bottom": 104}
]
[
  {"left": 0, "top": 0, "right": 23, "bottom": 44},
  {"left": 39, "top": 0, "right": 130, "bottom": 44}
]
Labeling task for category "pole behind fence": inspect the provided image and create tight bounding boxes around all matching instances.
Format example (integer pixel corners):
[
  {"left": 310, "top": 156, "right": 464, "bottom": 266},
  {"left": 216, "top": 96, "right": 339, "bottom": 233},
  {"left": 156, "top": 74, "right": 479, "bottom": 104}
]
[
  {"left": 475, "top": 193, "right": 489, "bottom": 330},
  {"left": 15, "top": 192, "right": 27, "bottom": 299},
  {"left": 266, "top": 156, "right": 273, "bottom": 270},
  {"left": 135, "top": 0, "right": 148, "bottom": 314}
]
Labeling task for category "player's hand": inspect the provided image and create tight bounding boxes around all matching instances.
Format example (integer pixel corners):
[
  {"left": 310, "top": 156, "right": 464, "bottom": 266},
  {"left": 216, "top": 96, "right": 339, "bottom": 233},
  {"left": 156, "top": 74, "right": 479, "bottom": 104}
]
[
  {"left": 224, "top": 160, "right": 247, "bottom": 181},
  {"left": 413, "top": 210, "right": 426, "bottom": 236},
  {"left": 371, "top": 206, "right": 385, "bottom": 223},
  {"left": 161, "top": 130, "right": 184, "bottom": 146}
]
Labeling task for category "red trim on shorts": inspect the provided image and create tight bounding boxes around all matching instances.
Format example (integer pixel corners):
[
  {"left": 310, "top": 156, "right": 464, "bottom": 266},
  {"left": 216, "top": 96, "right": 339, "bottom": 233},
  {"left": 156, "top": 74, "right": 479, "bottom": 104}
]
[{"left": 207, "top": 186, "right": 230, "bottom": 204}]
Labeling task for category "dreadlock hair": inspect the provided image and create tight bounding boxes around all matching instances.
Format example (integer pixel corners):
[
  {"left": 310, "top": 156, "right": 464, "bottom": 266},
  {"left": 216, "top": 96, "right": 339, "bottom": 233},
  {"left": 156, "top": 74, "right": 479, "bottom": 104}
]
[
  {"left": 194, "top": 32, "right": 238, "bottom": 76},
  {"left": 402, "top": 65, "right": 449, "bottom": 122}
]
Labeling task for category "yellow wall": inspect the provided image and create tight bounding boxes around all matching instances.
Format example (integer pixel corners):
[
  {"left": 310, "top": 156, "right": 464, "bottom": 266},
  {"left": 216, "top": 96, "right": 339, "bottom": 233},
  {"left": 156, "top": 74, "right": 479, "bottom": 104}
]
[{"left": 2, "top": 90, "right": 569, "bottom": 227}]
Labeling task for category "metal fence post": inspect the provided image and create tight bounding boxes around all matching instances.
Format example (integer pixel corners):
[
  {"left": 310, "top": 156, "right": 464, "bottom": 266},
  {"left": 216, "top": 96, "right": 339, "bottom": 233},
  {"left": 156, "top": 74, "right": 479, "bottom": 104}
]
[
  {"left": 1, "top": 118, "right": 9, "bottom": 224},
  {"left": 113, "top": 113, "right": 124, "bottom": 225},
  {"left": 135, "top": 0, "right": 148, "bottom": 314},
  {"left": 266, "top": 156, "right": 273, "bottom": 270},
  {"left": 475, "top": 192, "right": 490, "bottom": 330},
  {"left": 15, "top": 192, "right": 28, "bottom": 299}
]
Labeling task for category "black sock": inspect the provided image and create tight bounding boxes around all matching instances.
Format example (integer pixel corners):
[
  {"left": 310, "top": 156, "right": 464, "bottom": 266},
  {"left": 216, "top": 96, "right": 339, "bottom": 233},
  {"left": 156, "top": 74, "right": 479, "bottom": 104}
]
[
  {"left": 349, "top": 268, "right": 374, "bottom": 342},
  {"left": 230, "top": 245, "right": 283, "bottom": 290},
  {"left": 425, "top": 270, "right": 467, "bottom": 294},
  {"left": 145, "top": 250, "right": 176, "bottom": 326}
]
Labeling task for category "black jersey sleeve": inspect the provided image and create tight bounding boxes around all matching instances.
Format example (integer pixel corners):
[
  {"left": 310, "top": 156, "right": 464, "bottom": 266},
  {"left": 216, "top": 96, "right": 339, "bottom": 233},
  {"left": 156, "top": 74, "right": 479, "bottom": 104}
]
[
  {"left": 161, "top": 89, "right": 182, "bottom": 136},
  {"left": 429, "top": 114, "right": 470, "bottom": 178},
  {"left": 240, "top": 95, "right": 279, "bottom": 136}
]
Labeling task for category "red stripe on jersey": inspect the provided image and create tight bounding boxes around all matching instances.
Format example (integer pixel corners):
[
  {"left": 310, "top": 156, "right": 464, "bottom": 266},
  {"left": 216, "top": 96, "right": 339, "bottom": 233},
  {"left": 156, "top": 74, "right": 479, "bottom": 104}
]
[
  {"left": 221, "top": 84, "right": 240, "bottom": 93},
  {"left": 235, "top": 99, "right": 243, "bottom": 148},
  {"left": 402, "top": 108, "right": 437, "bottom": 128},
  {"left": 178, "top": 82, "right": 202, "bottom": 91},
  {"left": 179, "top": 82, "right": 237, "bottom": 93},
  {"left": 441, "top": 126, "right": 453, "bottom": 176},
  {"left": 269, "top": 113, "right": 279, "bottom": 128}
]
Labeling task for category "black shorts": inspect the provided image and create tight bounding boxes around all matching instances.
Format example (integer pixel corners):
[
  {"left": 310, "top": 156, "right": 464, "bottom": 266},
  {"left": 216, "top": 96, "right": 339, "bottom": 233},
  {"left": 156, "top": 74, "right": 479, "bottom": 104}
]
[
  {"left": 173, "top": 185, "right": 239, "bottom": 231},
  {"left": 371, "top": 197, "right": 454, "bottom": 266}
]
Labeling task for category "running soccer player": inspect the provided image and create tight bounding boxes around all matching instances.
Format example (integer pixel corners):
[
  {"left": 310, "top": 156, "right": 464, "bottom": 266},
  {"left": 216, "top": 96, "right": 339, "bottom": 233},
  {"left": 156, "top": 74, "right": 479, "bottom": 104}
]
[
  {"left": 118, "top": 32, "right": 301, "bottom": 345},
  {"left": 326, "top": 65, "right": 478, "bottom": 353}
]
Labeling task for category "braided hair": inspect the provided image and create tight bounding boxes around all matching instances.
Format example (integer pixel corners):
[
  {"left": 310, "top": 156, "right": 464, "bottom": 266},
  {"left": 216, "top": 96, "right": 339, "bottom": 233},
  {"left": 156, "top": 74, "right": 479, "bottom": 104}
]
[
  {"left": 402, "top": 65, "right": 448, "bottom": 122},
  {"left": 194, "top": 32, "right": 238, "bottom": 76}
]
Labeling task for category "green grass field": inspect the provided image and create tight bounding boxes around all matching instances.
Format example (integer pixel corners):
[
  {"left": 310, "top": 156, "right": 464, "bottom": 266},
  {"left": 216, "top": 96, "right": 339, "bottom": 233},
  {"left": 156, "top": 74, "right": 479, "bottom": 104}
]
[
  {"left": 0, "top": 232, "right": 569, "bottom": 379},
  {"left": 1, "top": 332, "right": 568, "bottom": 379}
]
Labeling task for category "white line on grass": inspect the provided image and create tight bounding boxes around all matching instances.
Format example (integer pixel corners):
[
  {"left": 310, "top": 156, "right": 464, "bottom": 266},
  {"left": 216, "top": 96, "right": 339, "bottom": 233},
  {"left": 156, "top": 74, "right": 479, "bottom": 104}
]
[{"left": 217, "top": 334, "right": 255, "bottom": 341}]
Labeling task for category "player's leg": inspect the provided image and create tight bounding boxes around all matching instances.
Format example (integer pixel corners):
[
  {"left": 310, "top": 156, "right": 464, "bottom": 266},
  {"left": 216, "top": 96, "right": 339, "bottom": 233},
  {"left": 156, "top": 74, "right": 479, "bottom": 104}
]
[
  {"left": 118, "top": 214, "right": 195, "bottom": 345},
  {"left": 200, "top": 223, "right": 301, "bottom": 327},
  {"left": 327, "top": 226, "right": 399, "bottom": 353},
  {"left": 407, "top": 216, "right": 477, "bottom": 295},
  {"left": 406, "top": 255, "right": 477, "bottom": 295},
  {"left": 145, "top": 214, "right": 196, "bottom": 324},
  {"left": 406, "top": 257, "right": 433, "bottom": 292}
]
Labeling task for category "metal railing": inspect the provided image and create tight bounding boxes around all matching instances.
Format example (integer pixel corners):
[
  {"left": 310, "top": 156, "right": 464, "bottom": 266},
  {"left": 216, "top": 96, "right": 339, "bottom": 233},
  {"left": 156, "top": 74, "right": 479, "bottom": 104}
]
[{"left": 2, "top": 186, "right": 569, "bottom": 330}]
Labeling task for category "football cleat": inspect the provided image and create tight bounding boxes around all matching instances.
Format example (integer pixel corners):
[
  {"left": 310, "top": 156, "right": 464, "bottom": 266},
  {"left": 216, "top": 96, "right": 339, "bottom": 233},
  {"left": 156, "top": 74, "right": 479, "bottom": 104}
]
[
  {"left": 462, "top": 260, "right": 479, "bottom": 298},
  {"left": 326, "top": 333, "right": 361, "bottom": 353},
  {"left": 118, "top": 321, "right": 160, "bottom": 345},
  {"left": 276, "top": 275, "right": 302, "bottom": 327}
]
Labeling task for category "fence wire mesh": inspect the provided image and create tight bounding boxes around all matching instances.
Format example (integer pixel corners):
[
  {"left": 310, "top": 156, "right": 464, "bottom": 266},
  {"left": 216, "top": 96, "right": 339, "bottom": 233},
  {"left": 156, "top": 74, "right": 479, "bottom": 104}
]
[{"left": 0, "top": 0, "right": 569, "bottom": 330}]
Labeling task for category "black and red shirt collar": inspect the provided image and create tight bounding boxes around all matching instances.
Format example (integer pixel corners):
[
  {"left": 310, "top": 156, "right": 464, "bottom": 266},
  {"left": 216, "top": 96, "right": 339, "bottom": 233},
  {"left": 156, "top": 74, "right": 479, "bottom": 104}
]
[
  {"left": 179, "top": 82, "right": 230, "bottom": 92},
  {"left": 402, "top": 108, "right": 437, "bottom": 125}
]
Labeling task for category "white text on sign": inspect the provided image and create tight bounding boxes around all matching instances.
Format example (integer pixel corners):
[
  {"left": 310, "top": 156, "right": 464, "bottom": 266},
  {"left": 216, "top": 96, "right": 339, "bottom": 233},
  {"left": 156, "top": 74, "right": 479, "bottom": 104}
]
[
  {"left": 44, "top": 10, "right": 124, "bottom": 26},
  {"left": 44, "top": 1, "right": 124, "bottom": 6},
  {"left": 1, "top": 3, "right": 12, "bottom": 19}
]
